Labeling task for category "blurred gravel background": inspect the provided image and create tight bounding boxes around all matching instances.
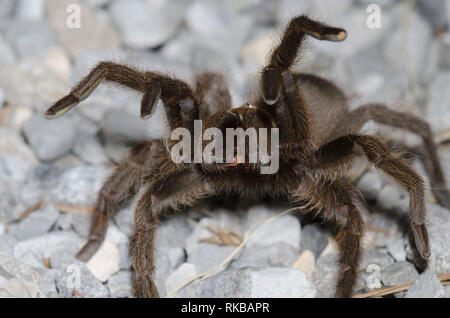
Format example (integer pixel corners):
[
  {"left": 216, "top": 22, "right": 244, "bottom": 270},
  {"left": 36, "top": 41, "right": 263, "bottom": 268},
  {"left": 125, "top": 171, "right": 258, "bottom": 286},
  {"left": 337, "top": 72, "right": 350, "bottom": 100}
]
[{"left": 0, "top": 0, "right": 449, "bottom": 298}]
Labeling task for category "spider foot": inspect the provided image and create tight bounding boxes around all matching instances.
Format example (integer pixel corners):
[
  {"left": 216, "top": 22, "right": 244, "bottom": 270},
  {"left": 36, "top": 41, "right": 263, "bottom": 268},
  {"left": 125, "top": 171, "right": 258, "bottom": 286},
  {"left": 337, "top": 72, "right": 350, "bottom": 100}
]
[
  {"left": 45, "top": 95, "right": 79, "bottom": 119},
  {"left": 411, "top": 223, "right": 430, "bottom": 260},
  {"left": 75, "top": 237, "right": 104, "bottom": 262}
]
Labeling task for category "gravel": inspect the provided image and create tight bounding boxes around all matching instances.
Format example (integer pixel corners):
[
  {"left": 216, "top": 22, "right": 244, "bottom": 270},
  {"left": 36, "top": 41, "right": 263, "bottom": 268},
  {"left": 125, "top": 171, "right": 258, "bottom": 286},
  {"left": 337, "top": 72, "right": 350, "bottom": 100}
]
[
  {"left": 22, "top": 114, "right": 76, "bottom": 161},
  {"left": 0, "top": 0, "right": 448, "bottom": 299},
  {"left": 177, "top": 267, "right": 316, "bottom": 298},
  {"left": 405, "top": 268, "right": 446, "bottom": 298},
  {"left": 380, "top": 261, "right": 420, "bottom": 287}
]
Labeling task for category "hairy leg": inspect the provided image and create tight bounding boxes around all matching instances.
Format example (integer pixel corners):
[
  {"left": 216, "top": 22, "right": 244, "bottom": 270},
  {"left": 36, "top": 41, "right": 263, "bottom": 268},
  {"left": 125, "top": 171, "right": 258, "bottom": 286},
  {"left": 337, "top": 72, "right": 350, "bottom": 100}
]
[
  {"left": 193, "top": 72, "right": 232, "bottom": 120},
  {"left": 311, "top": 134, "right": 430, "bottom": 259},
  {"left": 45, "top": 61, "right": 200, "bottom": 131},
  {"left": 76, "top": 141, "right": 165, "bottom": 262},
  {"left": 256, "top": 15, "right": 346, "bottom": 149},
  {"left": 130, "top": 167, "right": 214, "bottom": 297},
  {"left": 334, "top": 103, "right": 450, "bottom": 209},
  {"left": 292, "top": 178, "right": 364, "bottom": 297}
]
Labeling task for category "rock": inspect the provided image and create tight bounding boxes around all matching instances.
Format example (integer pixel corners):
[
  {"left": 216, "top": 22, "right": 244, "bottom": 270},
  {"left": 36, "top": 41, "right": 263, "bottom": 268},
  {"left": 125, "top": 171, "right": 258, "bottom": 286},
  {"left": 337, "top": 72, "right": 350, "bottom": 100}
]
[
  {"left": 156, "top": 214, "right": 194, "bottom": 249},
  {"left": 381, "top": 261, "right": 419, "bottom": 287},
  {"left": 114, "top": 206, "right": 134, "bottom": 237},
  {"left": 187, "top": 243, "right": 236, "bottom": 274},
  {"left": 16, "top": 204, "right": 59, "bottom": 240},
  {"left": 232, "top": 242, "right": 299, "bottom": 269},
  {"left": 313, "top": 250, "right": 374, "bottom": 297},
  {"left": 165, "top": 263, "right": 197, "bottom": 294},
  {"left": 117, "top": 241, "right": 131, "bottom": 270},
  {"left": 153, "top": 255, "right": 170, "bottom": 296},
  {"left": 0, "top": 48, "right": 70, "bottom": 111},
  {"left": 3, "top": 19, "right": 55, "bottom": 58},
  {"left": 101, "top": 109, "right": 151, "bottom": 141},
  {"left": 0, "top": 251, "right": 36, "bottom": 281},
  {"left": 105, "top": 223, "right": 132, "bottom": 270},
  {"left": 0, "top": 0, "right": 14, "bottom": 18},
  {"left": 0, "top": 223, "right": 4, "bottom": 236},
  {"left": 56, "top": 262, "right": 109, "bottom": 297},
  {"left": 438, "top": 35, "right": 450, "bottom": 70},
  {"left": 0, "top": 128, "right": 37, "bottom": 168},
  {"left": 15, "top": 0, "right": 46, "bottom": 20},
  {"left": 356, "top": 170, "right": 384, "bottom": 201},
  {"left": 0, "top": 278, "right": 39, "bottom": 298},
  {"left": 292, "top": 250, "right": 315, "bottom": 278},
  {"left": 299, "top": 224, "right": 329, "bottom": 259},
  {"left": 376, "top": 184, "right": 408, "bottom": 213},
  {"left": 177, "top": 267, "right": 316, "bottom": 298},
  {"left": 0, "top": 154, "right": 33, "bottom": 184},
  {"left": 72, "top": 133, "right": 109, "bottom": 165},
  {"left": 0, "top": 87, "right": 4, "bottom": 106},
  {"left": 243, "top": 205, "right": 300, "bottom": 250},
  {"left": 405, "top": 268, "right": 446, "bottom": 298},
  {"left": 384, "top": 4, "right": 434, "bottom": 83},
  {"left": 22, "top": 114, "right": 76, "bottom": 162},
  {"left": 0, "top": 183, "right": 27, "bottom": 223},
  {"left": 184, "top": 1, "right": 252, "bottom": 62},
  {"left": 35, "top": 269, "right": 59, "bottom": 297},
  {"left": 109, "top": 0, "right": 182, "bottom": 49},
  {"left": 416, "top": 0, "right": 448, "bottom": 33},
  {"left": 46, "top": 0, "right": 120, "bottom": 58},
  {"left": 312, "top": 5, "right": 393, "bottom": 60},
  {"left": 49, "top": 165, "right": 111, "bottom": 205},
  {"left": 19, "top": 164, "right": 65, "bottom": 205},
  {"left": 240, "top": 31, "right": 276, "bottom": 66},
  {"left": 184, "top": 212, "right": 243, "bottom": 272},
  {"left": 107, "top": 271, "right": 132, "bottom": 298},
  {"left": 14, "top": 231, "right": 84, "bottom": 260},
  {"left": 0, "top": 234, "right": 18, "bottom": 254},
  {"left": 360, "top": 248, "right": 395, "bottom": 270},
  {"left": 48, "top": 249, "right": 79, "bottom": 269},
  {"left": 427, "top": 72, "right": 450, "bottom": 133},
  {"left": 0, "top": 35, "right": 16, "bottom": 65},
  {"left": 387, "top": 237, "right": 406, "bottom": 262},
  {"left": 86, "top": 240, "right": 120, "bottom": 283},
  {"left": 186, "top": 1, "right": 232, "bottom": 38},
  {"left": 426, "top": 204, "right": 450, "bottom": 274},
  {"left": 69, "top": 213, "right": 91, "bottom": 238}
]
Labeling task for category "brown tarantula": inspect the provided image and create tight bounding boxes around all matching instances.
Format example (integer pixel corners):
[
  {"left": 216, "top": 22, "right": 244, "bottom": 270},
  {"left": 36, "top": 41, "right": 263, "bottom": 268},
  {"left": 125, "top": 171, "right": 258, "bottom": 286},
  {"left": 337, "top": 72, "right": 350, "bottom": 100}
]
[{"left": 45, "top": 16, "right": 450, "bottom": 298}]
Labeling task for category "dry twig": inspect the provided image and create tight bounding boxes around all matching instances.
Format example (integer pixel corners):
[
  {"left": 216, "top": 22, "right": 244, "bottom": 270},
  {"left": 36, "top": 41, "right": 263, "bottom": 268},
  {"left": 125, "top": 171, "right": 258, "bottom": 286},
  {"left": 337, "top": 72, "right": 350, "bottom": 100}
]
[{"left": 353, "top": 272, "right": 450, "bottom": 298}]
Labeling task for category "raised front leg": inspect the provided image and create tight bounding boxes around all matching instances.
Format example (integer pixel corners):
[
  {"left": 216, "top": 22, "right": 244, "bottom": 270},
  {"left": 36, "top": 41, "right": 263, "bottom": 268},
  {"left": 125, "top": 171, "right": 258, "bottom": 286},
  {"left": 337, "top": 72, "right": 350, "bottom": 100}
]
[
  {"left": 45, "top": 61, "right": 201, "bottom": 132},
  {"left": 256, "top": 16, "right": 346, "bottom": 149}
]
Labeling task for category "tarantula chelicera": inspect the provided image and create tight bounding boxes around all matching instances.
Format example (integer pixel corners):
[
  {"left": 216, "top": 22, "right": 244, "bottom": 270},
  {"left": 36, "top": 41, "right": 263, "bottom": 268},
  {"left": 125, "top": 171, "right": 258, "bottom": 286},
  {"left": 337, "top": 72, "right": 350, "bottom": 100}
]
[{"left": 45, "top": 15, "right": 450, "bottom": 298}]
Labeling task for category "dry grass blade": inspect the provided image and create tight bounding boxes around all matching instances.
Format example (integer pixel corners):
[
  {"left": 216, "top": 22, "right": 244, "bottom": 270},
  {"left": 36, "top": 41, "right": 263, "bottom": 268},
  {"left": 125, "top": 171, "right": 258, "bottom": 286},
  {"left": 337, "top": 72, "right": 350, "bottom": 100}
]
[
  {"left": 18, "top": 201, "right": 45, "bottom": 220},
  {"left": 164, "top": 207, "right": 300, "bottom": 298},
  {"left": 200, "top": 225, "right": 242, "bottom": 246},
  {"left": 353, "top": 272, "right": 450, "bottom": 298},
  {"left": 55, "top": 203, "right": 95, "bottom": 215},
  {"left": 436, "top": 127, "right": 450, "bottom": 144},
  {"left": 73, "top": 289, "right": 85, "bottom": 298}
]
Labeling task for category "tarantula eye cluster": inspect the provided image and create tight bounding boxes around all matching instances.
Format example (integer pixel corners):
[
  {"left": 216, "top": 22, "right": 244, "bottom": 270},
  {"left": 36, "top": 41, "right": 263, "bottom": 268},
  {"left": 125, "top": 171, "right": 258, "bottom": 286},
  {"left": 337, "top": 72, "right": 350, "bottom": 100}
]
[{"left": 45, "top": 15, "right": 450, "bottom": 298}]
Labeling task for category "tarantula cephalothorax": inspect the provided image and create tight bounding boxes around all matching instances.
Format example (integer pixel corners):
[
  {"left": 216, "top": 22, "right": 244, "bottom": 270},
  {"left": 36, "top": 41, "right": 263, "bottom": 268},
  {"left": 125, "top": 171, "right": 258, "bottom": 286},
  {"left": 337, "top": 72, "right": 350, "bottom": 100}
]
[{"left": 45, "top": 15, "right": 450, "bottom": 298}]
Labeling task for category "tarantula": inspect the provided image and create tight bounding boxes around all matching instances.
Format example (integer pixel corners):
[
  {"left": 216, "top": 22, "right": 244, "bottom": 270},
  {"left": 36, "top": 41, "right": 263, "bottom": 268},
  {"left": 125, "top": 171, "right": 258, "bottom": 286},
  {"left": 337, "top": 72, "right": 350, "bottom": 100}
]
[{"left": 45, "top": 15, "right": 450, "bottom": 298}]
